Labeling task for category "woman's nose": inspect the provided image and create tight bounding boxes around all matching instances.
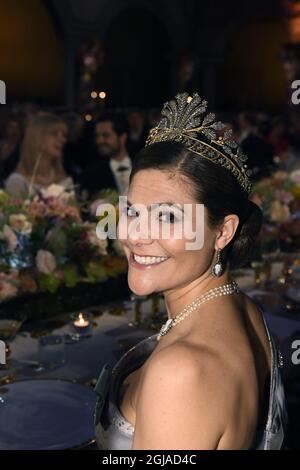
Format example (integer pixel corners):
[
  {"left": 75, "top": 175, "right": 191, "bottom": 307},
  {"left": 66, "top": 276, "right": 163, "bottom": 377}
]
[{"left": 127, "top": 215, "right": 154, "bottom": 246}]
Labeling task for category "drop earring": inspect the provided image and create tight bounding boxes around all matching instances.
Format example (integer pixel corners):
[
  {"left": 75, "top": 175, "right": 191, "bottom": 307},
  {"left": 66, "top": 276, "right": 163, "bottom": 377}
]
[{"left": 212, "top": 248, "right": 224, "bottom": 277}]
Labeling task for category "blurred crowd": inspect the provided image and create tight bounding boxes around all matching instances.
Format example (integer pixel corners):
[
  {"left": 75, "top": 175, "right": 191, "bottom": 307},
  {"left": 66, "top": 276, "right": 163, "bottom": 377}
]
[{"left": 0, "top": 102, "right": 300, "bottom": 201}]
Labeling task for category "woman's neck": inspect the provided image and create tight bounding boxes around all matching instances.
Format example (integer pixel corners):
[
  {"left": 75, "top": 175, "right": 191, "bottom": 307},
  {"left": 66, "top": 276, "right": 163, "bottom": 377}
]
[
  {"left": 159, "top": 268, "right": 237, "bottom": 342},
  {"left": 19, "top": 154, "right": 65, "bottom": 184},
  {"left": 164, "top": 268, "right": 233, "bottom": 321}
]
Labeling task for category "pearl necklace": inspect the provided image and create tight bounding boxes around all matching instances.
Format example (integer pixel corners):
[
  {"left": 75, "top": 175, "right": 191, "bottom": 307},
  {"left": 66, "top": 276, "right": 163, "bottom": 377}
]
[{"left": 157, "top": 279, "right": 240, "bottom": 341}]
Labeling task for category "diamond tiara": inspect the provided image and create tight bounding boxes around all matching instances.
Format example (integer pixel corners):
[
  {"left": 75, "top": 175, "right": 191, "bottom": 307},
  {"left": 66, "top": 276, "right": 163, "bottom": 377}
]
[{"left": 145, "top": 92, "right": 252, "bottom": 195}]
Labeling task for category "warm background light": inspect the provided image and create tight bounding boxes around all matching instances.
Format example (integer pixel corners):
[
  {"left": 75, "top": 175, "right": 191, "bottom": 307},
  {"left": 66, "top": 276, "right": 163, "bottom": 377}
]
[{"left": 0, "top": 0, "right": 64, "bottom": 101}]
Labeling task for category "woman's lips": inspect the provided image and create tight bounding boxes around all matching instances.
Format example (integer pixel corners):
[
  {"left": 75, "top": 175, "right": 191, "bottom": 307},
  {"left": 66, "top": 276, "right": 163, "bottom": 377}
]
[{"left": 129, "top": 252, "right": 169, "bottom": 270}]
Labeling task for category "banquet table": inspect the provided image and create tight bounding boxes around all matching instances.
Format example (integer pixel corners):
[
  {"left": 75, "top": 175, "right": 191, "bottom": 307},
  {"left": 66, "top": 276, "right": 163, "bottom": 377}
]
[
  {"left": 0, "top": 295, "right": 164, "bottom": 450},
  {"left": 0, "top": 271, "right": 299, "bottom": 450},
  {"left": 0, "top": 297, "right": 163, "bottom": 384}
]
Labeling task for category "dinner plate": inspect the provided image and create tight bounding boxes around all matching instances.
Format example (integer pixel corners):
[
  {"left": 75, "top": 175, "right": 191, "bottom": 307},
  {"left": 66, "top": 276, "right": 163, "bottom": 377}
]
[{"left": 0, "top": 379, "right": 96, "bottom": 450}]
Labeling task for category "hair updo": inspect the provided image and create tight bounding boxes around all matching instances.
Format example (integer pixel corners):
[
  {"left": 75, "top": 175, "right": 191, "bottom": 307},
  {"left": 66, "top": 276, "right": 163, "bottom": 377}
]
[{"left": 129, "top": 140, "right": 263, "bottom": 270}]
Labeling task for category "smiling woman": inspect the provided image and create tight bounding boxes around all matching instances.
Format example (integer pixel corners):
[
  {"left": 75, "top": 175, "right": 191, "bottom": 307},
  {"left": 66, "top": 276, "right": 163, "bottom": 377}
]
[{"left": 94, "top": 92, "right": 287, "bottom": 450}]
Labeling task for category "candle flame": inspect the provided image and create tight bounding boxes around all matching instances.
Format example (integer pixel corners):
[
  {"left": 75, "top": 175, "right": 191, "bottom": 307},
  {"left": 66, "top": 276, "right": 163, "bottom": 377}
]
[{"left": 74, "top": 312, "right": 89, "bottom": 328}]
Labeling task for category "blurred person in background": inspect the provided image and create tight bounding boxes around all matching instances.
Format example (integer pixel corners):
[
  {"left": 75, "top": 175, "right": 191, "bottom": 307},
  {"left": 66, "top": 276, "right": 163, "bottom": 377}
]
[
  {"left": 0, "top": 114, "right": 23, "bottom": 183},
  {"left": 255, "top": 112, "right": 271, "bottom": 139},
  {"left": 286, "top": 113, "right": 300, "bottom": 171},
  {"left": 80, "top": 112, "right": 132, "bottom": 197},
  {"left": 267, "top": 116, "right": 291, "bottom": 158},
  {"left": 126, "top": 109, "right": 148, "bottom": 158},
  {"left": 62, "top": 112, "right": 94, "bottom": 183},
  {"left": 147, "top": 108, "right": 161, "bottom": 128},
  {"left": 267, "top": 116, "right": 293, "bottom": 171},
  {"left": 4, "top": 112, "right": 73, "bottom": 198},
  {"left": 236, "top": 112, "right": 274, "bottom": 179}
]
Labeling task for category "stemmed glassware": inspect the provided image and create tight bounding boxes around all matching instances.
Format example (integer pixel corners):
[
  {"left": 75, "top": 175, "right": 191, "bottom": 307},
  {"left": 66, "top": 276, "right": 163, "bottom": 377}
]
[
  {"left": 0, "top": 313, "right": 26, "bottom": 370},
  {"left": 278, "top": 251, "right": 300, "bottom": 287},
  {"left": 260, "top": 226, "right": 281, "bottom": 287},
  {"left": 250, "top": 223, "right": 280, "bottom": 289},
  {"left": 126, "top": 292, "right": 165, "bottom": 330},
  {"left": 127, "top": 292, "right": 147, "bottom": 327}
]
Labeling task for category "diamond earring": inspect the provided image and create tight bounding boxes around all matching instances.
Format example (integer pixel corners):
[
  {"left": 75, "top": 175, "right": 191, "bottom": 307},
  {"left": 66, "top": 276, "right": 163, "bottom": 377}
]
[{"left": 212, "top": 248, "right": 224, "bottom": 277}]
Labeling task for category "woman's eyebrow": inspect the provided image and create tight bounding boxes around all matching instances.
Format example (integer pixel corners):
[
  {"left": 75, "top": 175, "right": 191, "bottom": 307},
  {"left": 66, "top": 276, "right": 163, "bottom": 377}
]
[{"left": 126, "top": 200, "right": 184, "bottom": 212}]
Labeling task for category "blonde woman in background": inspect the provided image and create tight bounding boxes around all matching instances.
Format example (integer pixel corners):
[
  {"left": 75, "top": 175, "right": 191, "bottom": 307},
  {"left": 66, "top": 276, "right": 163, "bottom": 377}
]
[{"left": 5, "top": 112, "right": 73, "bottom": 198}]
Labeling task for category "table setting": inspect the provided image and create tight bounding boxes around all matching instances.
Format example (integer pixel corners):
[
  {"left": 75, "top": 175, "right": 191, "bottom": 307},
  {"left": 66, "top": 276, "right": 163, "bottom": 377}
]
[{"left": 0, "top": 293, "right": 166, "bottom": 450}]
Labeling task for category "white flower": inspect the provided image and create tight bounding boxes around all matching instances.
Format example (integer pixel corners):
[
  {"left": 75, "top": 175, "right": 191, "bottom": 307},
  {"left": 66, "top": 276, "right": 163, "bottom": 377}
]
[
  {"left": 290, "top": 169, "right": 300, "bottom": 185},
  {"left": 9, "top": 214, "right": 32, "bottom": 235},
  {"left": 87, "top": 230, "right": 108, "bottom": 255},
  {"left": 41, "top": 184, "right": 74, "bottom": 202},
  {"left": 36, "top": 249, "right": 57, "bottom": 274},
  {"left": 0, "top": 225, "right": 18, "bottom": 251}
]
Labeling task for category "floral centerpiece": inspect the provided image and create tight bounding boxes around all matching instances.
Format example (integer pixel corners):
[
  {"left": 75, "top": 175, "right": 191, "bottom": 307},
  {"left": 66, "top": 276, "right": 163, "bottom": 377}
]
[
  {"left": 251, "top": 169, "right": 300, "bottom": 252},
  {"left": 0, "top": 185, "right": 126, "bottom": 304}
]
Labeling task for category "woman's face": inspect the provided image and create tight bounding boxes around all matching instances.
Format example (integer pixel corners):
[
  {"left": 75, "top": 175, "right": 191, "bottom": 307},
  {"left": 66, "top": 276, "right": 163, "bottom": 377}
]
[
  {"left": 41, "top": 123, "right": 67, "bottom": 160},
  {"left": 118, "top": 169, "right": 218, "bottom": 296}
]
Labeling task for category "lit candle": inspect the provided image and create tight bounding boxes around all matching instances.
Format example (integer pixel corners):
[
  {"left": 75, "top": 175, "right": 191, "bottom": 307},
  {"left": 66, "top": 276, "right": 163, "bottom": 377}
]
[
  {"left": 74, "top": 313, "right": 89, "bottom": 328},
  {"left": 71, "top": 312, "right": 93, "bottom": 336}
]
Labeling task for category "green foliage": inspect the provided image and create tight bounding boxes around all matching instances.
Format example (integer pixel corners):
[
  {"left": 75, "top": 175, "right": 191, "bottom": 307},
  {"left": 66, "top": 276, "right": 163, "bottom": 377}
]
[{"left": 39, "top": 273, "right": 62, "bottom": 293}]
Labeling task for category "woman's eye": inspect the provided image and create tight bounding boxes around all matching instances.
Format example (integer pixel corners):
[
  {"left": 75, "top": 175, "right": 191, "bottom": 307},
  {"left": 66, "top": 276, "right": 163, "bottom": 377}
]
[
  {"left": 159, "top": 212, "right": 177, "bottom": 223},
  {"left": 124, "top": 206, "right": 138, "bottom": 217}
]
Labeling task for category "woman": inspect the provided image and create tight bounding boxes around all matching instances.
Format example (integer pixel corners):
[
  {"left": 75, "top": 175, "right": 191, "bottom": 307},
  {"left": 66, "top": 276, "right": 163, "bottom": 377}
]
[
  {"left": 94, "top": 93, "right": 287, "bottom": 450},
  {"left": 4, "top": 112, "right": 73, "bottom": 198}
]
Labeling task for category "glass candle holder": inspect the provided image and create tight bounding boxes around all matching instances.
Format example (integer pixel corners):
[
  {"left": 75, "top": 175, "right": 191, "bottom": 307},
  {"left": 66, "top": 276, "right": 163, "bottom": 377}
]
[{"left": 70, "top": 312, "right": 93, "bottom": 337}]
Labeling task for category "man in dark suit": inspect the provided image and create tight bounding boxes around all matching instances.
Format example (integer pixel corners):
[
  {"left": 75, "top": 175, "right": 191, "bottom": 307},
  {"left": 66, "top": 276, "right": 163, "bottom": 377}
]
[
  {"left": 80, "top": 112, "right": 132, "bottom": 197},
  {"left": 237, "top": 112, "right": 274, "bottom": 180}
]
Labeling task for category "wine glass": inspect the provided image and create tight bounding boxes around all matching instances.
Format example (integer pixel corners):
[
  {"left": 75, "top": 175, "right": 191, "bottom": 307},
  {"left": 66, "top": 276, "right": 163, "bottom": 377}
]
[
  {"left": 148, "top": 293, "right": 166, "bottom": 331},
  {"left": 278, "top": 251, "right": 300, "bottom": 288},
  {"left": 0, "top": 313, "right": 26, "bottom": 369},
  {"left": 260, "top": 228, "right": 280, "bottom": 287},
  {"left": 127, "top": 292, "right": 148, "bottom": 327}
]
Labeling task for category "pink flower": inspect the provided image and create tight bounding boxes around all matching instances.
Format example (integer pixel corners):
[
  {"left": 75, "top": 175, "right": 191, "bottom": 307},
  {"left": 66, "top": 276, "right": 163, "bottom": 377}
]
[
  {"left": 277, "top": 190, "right": 294, "bottom": 205},
  {"left": 273, "top": 171, "right": 288, "bottom": 181},
  {"left": 87, "top": 230, "right": 108, "bottom": 255},
  {"left": 0, "top": 281, "right": 18, "bottom": 301},
  {"left": 27, "top": 200, "right": 48, "bottom": 219},
  {"left": 47, "top": 199, "right": 81, "bottom": 222},
  {"left": 0, "top": 269, "right": 19, "bottom": 282},
  {"left": 36, "top": 250, "right": 57, "bottom": 275},
  {"left": 90, "top": 199, "right": 108, "bottom": 216},
  {"left": 0, "top": 225, "right": 18, "bottom": 251}
]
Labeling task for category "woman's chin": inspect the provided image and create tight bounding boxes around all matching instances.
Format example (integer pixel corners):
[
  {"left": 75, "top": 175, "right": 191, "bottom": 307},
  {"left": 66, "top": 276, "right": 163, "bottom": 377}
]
[{"left": 127, "top": 278, "right": 154, "bottom": 297}]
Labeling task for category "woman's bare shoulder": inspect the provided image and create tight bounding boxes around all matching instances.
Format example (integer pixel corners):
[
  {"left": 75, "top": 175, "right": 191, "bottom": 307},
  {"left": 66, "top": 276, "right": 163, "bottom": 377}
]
[{"left": 133, "top": 339, "right": 245, "bottom": 449}]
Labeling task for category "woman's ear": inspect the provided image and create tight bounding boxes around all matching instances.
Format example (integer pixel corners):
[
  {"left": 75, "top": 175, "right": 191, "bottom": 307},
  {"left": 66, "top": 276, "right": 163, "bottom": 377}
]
[{"left": 215, "top": 214, "right": 239, "bottom": 250}]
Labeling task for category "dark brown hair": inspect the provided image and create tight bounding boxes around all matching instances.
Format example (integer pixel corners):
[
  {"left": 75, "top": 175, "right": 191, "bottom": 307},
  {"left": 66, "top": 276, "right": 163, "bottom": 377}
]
[{"left": 129, "top": 141, "right": 263, "bottom": 270}]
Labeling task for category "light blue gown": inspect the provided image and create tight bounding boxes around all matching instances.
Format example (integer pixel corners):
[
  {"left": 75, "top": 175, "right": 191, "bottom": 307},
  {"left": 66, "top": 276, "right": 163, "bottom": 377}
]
[{"left": 94, "top": 316, "right": 287, "bottom": 450}]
